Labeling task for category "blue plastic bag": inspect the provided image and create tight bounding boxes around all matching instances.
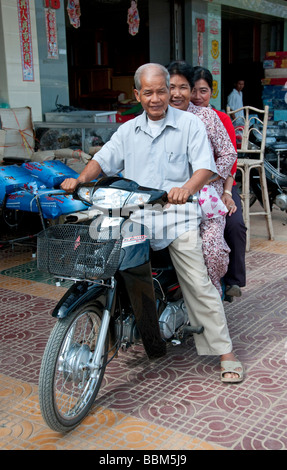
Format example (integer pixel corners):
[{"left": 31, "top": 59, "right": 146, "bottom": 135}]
[
  {"left": 22, "top": 160, "right": 79, "bottom": 188},
  {"left": 6, "top": 188, "right": 88, "bottom": 219},
  {"left": 0, "top": 165, "right": 41, "bottom": 205}
]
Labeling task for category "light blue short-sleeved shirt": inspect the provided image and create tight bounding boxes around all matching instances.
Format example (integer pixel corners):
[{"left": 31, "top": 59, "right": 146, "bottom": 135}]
[
  {"left": 227, "top": 89, "right": 244, "bottom": 122},
  {"left": 93, "top": 105, "right": 217, "bottom": 250}
]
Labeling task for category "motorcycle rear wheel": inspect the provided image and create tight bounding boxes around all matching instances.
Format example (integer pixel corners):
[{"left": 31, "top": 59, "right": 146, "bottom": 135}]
[{"left": 38, "top": 301, "right": 109, "bottom": 433}]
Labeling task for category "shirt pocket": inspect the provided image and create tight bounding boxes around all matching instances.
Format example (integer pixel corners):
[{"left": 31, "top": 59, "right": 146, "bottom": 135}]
[{"left": 164, "top": 152, "right": 190, "bottom": 184}]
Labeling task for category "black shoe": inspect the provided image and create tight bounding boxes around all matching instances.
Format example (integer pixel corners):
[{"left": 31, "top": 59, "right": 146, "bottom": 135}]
[
  {"left": 225, "top": 284, "right": 242, "bottom": 297},
  {"left": 147, "top": 343, "right": 167, "bottom": 360}
]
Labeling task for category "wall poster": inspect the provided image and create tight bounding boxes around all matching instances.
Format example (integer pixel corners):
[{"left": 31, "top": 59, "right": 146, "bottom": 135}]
[
  {"left": 17, "top": 0, "right": 34, "bottom": 81},
  {"left": 45, "top": 8, "right": 59, "bottom": 59},
  {"left": 207, "top": 4, "right": 221, "bottom": 109}
]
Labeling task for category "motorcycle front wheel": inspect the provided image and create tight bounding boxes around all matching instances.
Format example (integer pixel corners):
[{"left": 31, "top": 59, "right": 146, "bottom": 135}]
[{"left": 38, "top": 301, "right": 109, "bottom": 433}]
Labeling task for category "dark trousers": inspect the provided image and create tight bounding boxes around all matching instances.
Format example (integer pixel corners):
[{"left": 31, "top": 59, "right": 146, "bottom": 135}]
[
  {"left": 224, "top": 185, "right": 247, "bottom": 287},
  {"left": 119, "top": 262, "right": 166, "bottom": 359}
]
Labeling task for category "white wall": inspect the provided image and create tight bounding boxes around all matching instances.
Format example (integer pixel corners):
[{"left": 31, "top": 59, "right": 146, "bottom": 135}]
[{"left": 0, "top": 0, "right": 42, "bottom": 121}]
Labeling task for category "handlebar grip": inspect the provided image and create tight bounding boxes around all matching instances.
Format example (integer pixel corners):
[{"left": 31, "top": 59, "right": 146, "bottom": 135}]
[{"left": 187, "top": 195, "right": 198, "bottom": 203}]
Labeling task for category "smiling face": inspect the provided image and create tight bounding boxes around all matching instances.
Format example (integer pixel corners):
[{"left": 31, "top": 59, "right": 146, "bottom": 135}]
[
  {"left": 190, "top": 78, "right": 212, "bottom": 108},
  {"left": 134, "top": 66, "right": 170, "bottom": 121},
  {"left": 169, "top": 74, "right": 192, "bottom": 111}
]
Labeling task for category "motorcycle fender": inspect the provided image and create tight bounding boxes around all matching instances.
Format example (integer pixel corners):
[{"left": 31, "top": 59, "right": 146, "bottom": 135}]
[{"left": 52, "top": 282, "right": 108, "bottom": 319}]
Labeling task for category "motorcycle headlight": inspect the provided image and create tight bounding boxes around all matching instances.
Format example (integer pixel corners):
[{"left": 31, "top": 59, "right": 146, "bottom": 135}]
[
  {"left": 127, "top": 192, "right": 151, "bottom": 206},
  {"left": 76, "top": 184, "right": 152, "bottom": 211},
  {"left": 92, "top": 187, "right": 151, "bottom": 210},
  {"left": 92, "top": 188, "right": 130, "bottom": 209},
  {"left": 77, "top": 186, "right": 94, "bottom": 204}
]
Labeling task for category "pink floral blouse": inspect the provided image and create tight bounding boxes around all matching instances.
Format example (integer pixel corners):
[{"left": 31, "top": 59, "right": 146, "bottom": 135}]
[
  {"left": 187, "top": 102, "right": 236, "bottom": 186},
  {"left": 187, "top": 102, "right": 236, "bottom": 294}
]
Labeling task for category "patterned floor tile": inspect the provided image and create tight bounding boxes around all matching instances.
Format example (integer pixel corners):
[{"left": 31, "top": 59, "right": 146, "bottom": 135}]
[
  {"left": 0, "top": 274, "right": 68, "bottom": 300},
  {"left": 250, "top": 239, "right": 287, "bottom": 255},
  {"left": 0, "top": 373, "right": 222, "bottom": 450},
  {"left": 1, "top": 237, "right": 287, "bottom": 450},
  {"left": 0, "top": 260, "right": 72, "bottom": 287}
]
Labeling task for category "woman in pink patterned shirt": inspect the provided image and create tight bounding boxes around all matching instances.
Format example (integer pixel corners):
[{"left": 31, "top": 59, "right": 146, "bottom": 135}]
[{"left": 167, "top": 61, "right": 237, "bottom": 296}]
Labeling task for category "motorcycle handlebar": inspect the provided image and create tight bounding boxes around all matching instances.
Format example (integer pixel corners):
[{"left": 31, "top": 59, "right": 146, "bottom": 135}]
[{"left": 187, "top": 195, "right": 198, "bottom": 203}]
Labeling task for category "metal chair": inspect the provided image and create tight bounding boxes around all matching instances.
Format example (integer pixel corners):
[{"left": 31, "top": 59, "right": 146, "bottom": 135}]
[{"left": 226, "top": 105, "right": 274, "bottom": 251}]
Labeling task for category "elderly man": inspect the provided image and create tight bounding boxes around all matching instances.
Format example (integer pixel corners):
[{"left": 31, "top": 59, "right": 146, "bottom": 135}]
[{"left": 61, "top": 63, "right": 243, "bottom": 383}]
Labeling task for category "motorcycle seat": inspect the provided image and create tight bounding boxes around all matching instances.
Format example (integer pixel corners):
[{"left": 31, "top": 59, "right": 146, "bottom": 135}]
[{"left": 272, "top": 143, "right": 287, "bottom": 150}]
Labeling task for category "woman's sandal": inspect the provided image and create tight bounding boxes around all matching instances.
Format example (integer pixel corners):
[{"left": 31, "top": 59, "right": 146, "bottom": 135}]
[{"left": 221, "top": 360, "right": 244, "bottom": 383}]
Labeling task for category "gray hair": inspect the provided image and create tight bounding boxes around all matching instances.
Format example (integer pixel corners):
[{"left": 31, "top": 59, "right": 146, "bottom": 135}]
[{"left": 134, "top": 63, "right": 170, "bottom": 91}]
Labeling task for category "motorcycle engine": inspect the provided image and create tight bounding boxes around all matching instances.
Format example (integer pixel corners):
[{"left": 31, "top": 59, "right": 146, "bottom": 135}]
[
  {"left": 158, "top": 299, "right": 189, "bottom": 339},
  {"left": 114, "top": 314, "right": 140, "bottom": 349},
  {"left": 114, "top": 299, "right": 190, "bottom": 348},
  {"left": 275, "top": 193, "right": 287, "bottom": 211}
]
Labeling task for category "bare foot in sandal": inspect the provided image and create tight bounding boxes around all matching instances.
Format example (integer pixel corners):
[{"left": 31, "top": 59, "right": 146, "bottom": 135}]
[{"left": 220, "top": 352, "right": 244, "bottom": 383}]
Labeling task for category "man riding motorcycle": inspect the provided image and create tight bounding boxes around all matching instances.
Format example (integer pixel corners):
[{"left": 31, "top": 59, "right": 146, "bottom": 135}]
[{"left": 61, "top": 63, "right": 243, "bottom": 383}]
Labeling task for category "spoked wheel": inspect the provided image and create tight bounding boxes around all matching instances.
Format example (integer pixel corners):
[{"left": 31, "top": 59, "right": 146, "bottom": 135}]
[{"left": 38, "top": 302, "right": 109, "bottom": 433}]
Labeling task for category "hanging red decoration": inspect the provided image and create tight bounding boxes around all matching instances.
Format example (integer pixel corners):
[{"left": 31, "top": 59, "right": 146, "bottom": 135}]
[
  {"left": 67, "top": 0, "right": 81, "bottom": 29},
  {"left": 44, "top": 0, "right": 60, "bottom": 9},
  {"left": 127, "top": 0, "right": 140, "bottom": 36},
  {"left": 45, "top": 8, "right": 59, "bottom": 59}
]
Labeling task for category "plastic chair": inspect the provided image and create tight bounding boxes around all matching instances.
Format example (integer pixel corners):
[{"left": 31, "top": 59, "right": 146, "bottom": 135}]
[{"left": 226, "top": 105, "right": 274, "bottom": 251}]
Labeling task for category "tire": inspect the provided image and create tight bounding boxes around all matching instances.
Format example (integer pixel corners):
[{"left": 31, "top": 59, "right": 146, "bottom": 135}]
[{"left": 38, "top": 301, "right": 109, "bottom": 432}]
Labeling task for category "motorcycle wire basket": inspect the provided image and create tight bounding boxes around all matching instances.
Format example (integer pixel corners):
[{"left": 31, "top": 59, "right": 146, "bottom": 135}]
[{"left": 37, "top": 223, "right": 123, "bottom": 281}]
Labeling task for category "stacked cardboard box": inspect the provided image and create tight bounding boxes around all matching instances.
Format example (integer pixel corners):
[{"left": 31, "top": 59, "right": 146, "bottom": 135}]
[
  {"left": 262, "top": 52, "right": 287, "bottom": 121},
  {"left": 0, "top": 107, "right": 34, "bottom": 160}
]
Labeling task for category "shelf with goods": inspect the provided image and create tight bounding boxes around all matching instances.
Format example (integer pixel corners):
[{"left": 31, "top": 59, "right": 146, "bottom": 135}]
[{"left": 261, "top": 51, "right": 287, "bottom": 122}]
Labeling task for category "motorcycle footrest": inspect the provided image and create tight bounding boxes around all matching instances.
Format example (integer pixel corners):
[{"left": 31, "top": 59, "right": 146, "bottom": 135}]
[{"left": 183, "top": 325, "right": 204, "bottom": 335}]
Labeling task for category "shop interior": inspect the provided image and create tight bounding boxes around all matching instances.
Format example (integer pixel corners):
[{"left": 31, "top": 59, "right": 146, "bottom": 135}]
[
  {"left": 221, "top": 5, "right": 285, "bottom": 110},
  {"left": 64, "top": 0, "right": 285, "bottom": 112},
  {"left": 65, "top": 0, "right": 149, "bottom": 112}
]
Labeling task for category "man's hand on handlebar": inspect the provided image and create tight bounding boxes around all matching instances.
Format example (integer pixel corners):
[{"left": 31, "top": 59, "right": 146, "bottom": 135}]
[
  {"left": 61, "top": 160, "right": 102, "bottom": 193},
  {"left": 168, "top": 187, "right": 193, "bottom": 205},
  {"left": 60, "top": 178, "right": 79, "bottom": 193}
]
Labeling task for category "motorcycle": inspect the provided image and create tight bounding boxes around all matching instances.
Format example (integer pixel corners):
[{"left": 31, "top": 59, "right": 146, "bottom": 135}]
[
  {"left": 250, "top": 144, "right": 287, "bottom": 211},
  {"left": 37, "top": 176, "right": 203, "bottom": 433},
  {"left": 236, "top": 123, "right": 287, "bottom": 211}
]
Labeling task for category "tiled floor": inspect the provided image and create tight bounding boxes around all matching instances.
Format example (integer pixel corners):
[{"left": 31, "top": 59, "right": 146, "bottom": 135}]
[{"left": 1, "top": 206, "right": 287, "bottom": 450}]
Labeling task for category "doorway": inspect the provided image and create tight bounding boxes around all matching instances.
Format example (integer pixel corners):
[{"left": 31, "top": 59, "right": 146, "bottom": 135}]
[
  {"left": 65, "top": 0, "right": 150, "bottom": 110},
  {"left": 221, "top": 5, "right": 284, "bottom": 110}
]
